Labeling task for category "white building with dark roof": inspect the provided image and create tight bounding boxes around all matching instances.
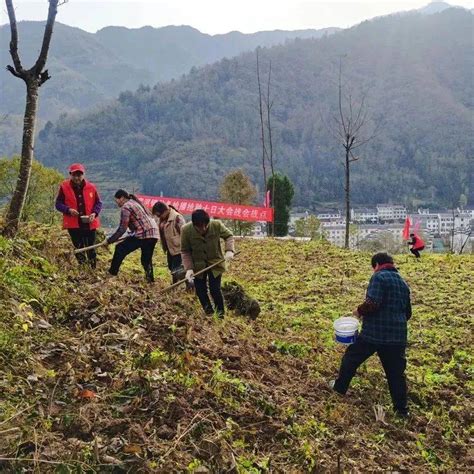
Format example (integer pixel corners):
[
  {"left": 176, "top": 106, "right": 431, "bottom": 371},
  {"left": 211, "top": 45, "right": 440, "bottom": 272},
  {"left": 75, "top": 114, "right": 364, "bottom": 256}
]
[{"left": 377, "top": 204, "right": 407, "bottom": 222}]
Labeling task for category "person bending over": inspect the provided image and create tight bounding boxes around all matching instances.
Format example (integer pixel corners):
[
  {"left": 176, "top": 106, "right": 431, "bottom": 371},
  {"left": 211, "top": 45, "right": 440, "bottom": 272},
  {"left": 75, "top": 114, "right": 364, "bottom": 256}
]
[
  {"left": 181, "top": 209, "right": 234, "bottom": 317},
  {"left": 107, "top": 190, "right": 159, "bottom": 282}
]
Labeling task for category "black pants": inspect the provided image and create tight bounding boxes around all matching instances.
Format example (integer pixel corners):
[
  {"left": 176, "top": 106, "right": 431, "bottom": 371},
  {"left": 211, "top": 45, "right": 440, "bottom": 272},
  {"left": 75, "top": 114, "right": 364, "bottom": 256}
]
[
  {"left": 167, "top": 253, "right": 184, "bottom": 283},
  {"left": 410, "top": 247, "right": 423, "bottom": 258},
  {"left": 194, "top": 271, "right": 225, "bottom": 315},
  {"left": 68, "top": 229, "right": 97, "bottom": 268},
  {"left": 334, "top": 337, "right": 408, "bottom": 414},
  {"left": 109, "top": 237, "right": 157, "bottom": 282}
]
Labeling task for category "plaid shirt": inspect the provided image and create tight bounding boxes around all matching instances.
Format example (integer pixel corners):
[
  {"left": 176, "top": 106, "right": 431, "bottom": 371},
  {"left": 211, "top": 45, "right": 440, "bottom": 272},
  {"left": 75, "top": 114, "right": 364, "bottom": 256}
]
[
  {"left": 359, "top": 267, "right": 411, "bottom": 345},
  {"left": 108, "top": 199, "right": 159, "bottom": 243}
]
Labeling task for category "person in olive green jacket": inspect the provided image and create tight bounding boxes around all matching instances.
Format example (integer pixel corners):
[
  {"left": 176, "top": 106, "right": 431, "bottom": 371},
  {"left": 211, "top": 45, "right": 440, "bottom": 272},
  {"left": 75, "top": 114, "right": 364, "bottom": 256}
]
[{"left": 181, "top": 209, "right": 235, "bottom": 316}]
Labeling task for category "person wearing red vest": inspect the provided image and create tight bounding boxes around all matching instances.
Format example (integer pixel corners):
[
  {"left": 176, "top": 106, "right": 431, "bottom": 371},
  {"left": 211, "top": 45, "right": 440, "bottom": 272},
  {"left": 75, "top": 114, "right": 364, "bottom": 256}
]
[
  {"left": 55, "top": 163, "right": 102, "bottom": 268},
  {"left": 408, "top": 233, "right": 425, "bottom": 258}
]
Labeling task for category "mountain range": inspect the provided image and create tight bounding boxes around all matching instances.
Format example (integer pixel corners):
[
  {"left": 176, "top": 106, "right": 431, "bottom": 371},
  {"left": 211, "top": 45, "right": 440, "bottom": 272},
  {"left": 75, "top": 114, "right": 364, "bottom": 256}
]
[
  {"left": 0, "top": 1, "right": 465, "bottom": 156},
  {"left": 36, "top": 8, "right": 473, "bottom": 208},
  {"left": 0, "top": 22, "right": 338, "bottom": 155}
]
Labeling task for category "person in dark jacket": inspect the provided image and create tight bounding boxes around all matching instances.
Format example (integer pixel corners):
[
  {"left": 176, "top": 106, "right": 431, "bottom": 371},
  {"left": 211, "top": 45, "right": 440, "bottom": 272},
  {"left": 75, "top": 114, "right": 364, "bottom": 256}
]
[
  {"left": 330, "top": 252, "right": 412, "bottom": 417},
  {"left": 181, "top": 209, "right": 235, "bottom": 317},
  {"left": 408, "top": 233, "right": 425, "bottom": 258},
  {"left": 106, "top": 190, "right": 159, "bottom": 282},
  {"left": 55, "top": 163, "right": 102, "bottom": 268}
]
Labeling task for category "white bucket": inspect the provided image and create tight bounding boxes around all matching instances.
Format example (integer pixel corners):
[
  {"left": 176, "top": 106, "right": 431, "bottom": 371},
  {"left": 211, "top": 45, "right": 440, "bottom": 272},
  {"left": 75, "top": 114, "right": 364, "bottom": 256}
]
[{"left": 333, "top": 317, "right": 359, "bottom": 345}]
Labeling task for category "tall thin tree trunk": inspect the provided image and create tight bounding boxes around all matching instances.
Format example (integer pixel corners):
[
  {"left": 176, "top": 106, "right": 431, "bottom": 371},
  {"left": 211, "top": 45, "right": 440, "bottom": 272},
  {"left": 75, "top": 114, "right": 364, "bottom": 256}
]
[
  {"left": 2, "top": 0, "right": 59, "bottom": 237},
  {"left": 266, "top": 61, "right": 275, "bottom": 237},
  {"left": 256, "top": 51, "right": 267, "bottom": 201},
  {"left": 3, "top": 81, "right": 39, "bottom": 236},
  {"left": 344, "top": 148, "right": 350, "bottom": 249}
]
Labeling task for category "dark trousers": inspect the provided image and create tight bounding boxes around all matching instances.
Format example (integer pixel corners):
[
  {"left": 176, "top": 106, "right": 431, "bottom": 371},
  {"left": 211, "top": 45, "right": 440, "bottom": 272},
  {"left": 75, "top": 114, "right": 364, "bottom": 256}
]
[
  {"left": 109, "top": 237, "right": 157, "bottom": 282},
  {"left": 68, "top": 229, "right": 97, "bottom": 268},
  {"left": 194, "top": 271, "right": 225, "bottom": 315},
  {"left": 334, "top": 337, "right": 408, "bottom": 414},
  {"left": 410, "top": 247, "right": 423, "bottom": 258},
  {"left": 167, "top": 253, "right": 184, "bottom": 283}
]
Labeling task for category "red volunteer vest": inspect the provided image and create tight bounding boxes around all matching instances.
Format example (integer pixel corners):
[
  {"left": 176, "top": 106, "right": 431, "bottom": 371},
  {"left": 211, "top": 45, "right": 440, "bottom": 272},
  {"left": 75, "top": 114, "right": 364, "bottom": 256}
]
[
  {"left": 412, "top": 235, "right": 425, "bottom": 250},
  {"left": 61, "top": 180, "right": 101, "bottom": 230}
]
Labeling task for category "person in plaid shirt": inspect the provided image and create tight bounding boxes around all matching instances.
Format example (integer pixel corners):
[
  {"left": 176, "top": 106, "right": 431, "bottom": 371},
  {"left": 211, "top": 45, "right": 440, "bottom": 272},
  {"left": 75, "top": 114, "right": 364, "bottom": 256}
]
[
  {"left": 106, "top": 190, "right": 159, "bottom": 282},
  {"left": 331, "top": 252, "right": 412, "bottom": 417}
]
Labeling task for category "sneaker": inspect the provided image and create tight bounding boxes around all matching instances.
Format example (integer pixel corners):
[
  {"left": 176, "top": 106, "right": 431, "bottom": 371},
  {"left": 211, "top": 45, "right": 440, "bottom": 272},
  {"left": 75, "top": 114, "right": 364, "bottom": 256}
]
[{"left": 328, "top": 380, "right": 336, "bottom": 390}]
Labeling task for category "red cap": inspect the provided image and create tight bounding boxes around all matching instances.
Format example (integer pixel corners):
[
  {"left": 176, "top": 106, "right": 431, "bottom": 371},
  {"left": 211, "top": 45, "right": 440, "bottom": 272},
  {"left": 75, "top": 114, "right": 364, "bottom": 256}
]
[{"left": 69, "top": 163, "right": 85, "bottom": 174}]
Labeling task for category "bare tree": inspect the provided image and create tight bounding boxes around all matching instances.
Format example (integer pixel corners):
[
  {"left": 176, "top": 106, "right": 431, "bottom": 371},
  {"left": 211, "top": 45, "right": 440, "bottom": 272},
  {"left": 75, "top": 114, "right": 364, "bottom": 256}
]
[
  {"left": 2, "top": 0, "right": 63, "bottom": 237},
  {"left": 256, "top": 50, "right": 268, "bottom": 201},
  {"left": 331, "top": 56, "right": 375, "bottom": 248},
  {"left": 266, "top": 60, "right": 276, "bottom": 233},
  {"left": 256, "top": 50, "right": 276, "bottom": 236}
]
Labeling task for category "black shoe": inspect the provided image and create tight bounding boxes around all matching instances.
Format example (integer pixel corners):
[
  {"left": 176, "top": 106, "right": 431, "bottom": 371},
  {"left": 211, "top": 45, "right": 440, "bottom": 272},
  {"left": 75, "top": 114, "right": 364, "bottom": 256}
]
[{"left": 395, "top": 409, "right": 410, "bottom": 419}]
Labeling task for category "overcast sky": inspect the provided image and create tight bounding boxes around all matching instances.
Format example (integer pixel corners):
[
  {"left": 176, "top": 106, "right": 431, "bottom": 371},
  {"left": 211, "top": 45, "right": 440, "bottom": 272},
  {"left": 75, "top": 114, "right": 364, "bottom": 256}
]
[{"left": 1, "top": 1, "right": 471, "bottom": 34}]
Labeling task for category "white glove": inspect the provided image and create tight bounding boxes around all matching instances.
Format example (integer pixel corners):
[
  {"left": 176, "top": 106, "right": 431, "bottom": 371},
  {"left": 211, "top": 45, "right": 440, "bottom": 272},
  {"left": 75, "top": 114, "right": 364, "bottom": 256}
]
[
  {"left": 185, "top": 270, "right": 195, "bottom": 282},
  {"left": 225, "top": 251, "right": 234, "bottom": 261}
]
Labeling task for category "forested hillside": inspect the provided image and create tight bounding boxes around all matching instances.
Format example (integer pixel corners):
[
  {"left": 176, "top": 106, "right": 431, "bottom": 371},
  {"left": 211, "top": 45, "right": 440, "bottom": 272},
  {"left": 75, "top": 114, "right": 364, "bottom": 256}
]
[
  {"left": 37, "top": 9, "right": 473, "bottom": 207},
  {"left": 0, "top": 22, "right": 335, "bottom": 155}
]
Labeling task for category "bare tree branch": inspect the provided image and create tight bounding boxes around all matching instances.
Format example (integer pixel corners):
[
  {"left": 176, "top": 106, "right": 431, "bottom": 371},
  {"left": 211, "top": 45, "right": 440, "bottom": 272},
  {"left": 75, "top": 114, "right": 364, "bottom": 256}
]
[
  {"left": 33, "top": 0, "right": 61, "bottom": 75},
  {"left": 6, "top": 64, "right": 23, "bottom": 79},
  {"left": 5, "top": 0, "right": 24, "bottom": 75},
  {"left": 338, "top": 56, "right": 348, "bottom": 137},
  {"left": 256, "top": 49, "right": 268, "bottom": 199},
  {"left": 266, "top": 60, "right": 275, "bottom": 181}
]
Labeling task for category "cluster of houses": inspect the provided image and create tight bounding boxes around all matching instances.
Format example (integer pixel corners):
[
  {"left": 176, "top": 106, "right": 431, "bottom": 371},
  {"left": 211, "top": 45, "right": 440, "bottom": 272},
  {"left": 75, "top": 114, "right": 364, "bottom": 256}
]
[{"left": 288, "top": 204, "right": 474, "bottom": 253}]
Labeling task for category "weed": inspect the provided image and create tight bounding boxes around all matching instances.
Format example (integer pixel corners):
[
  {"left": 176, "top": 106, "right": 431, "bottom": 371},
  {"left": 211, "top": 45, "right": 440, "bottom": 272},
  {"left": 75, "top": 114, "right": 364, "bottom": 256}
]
[{"left": 272, "top": 340, "right": 311, "bottom": 357}]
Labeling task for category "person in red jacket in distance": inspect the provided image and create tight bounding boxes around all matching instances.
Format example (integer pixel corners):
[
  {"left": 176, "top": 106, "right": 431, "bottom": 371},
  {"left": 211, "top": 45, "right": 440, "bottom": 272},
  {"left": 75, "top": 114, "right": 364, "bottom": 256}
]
[
  {"left": 55, "top": 163, "right": 102, "bottom": 268},
  {"left": 408, "top": 233, "right": 425, "bottom": 258}
]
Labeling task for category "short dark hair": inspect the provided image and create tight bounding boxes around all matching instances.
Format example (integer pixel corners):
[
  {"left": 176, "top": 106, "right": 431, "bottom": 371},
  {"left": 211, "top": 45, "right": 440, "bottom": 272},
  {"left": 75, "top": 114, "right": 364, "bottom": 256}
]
[
  {"left": 192, "top": 209, "right": 210, "bottom": 226},
  {"left": 152, "top": 201, "right": 168, "bottom": 215},
  {"left": 114, "top": 189, "right": 130, "bottom": 199},
  {"left": 409, "top": 233, "right": 415, "bottom": 237},
  {"left": 371, "top": 252, "right": 394, "bottom": 268}
]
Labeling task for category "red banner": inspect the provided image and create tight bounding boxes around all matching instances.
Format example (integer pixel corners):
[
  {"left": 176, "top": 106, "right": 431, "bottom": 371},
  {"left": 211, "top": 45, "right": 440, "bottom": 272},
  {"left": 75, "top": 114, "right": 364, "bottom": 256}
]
[{"left": 137, "top": 194, "right": 274, "bottom": 222}]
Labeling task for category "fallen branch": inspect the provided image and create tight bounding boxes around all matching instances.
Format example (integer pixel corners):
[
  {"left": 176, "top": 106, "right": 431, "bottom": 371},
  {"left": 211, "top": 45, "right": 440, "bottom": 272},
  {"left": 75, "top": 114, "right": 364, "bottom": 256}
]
[
  {"left": 0, "top": 427, "right": 21, "bottom": 435},
  {"left": 0, "top": 457, "right": 78, "bottom": 467},
  {"left": 0, "top": 403, "right": 36, "bottom": 426},
  {"left": 161, "top": 412, "right": 212, "bottom": 460}
]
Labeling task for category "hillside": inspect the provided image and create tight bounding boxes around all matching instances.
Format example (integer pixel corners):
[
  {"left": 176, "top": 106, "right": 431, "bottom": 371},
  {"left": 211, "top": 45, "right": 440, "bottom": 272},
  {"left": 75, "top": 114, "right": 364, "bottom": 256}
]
[
  {"left": 0, "top": 223, "right": 472, "bottom": 471},
  {"left": 37, "top": 9, "right": 473, "bottom": 208},
  {"left": 0, "top": 22, "right": 336, "bottom": 156}
]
